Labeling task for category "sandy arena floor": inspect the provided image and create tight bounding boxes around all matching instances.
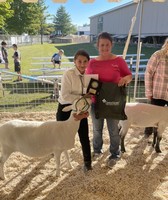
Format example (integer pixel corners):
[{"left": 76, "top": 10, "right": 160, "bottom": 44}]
[{"left": 0, "top": 112, "right": 168, "bottom": 200}]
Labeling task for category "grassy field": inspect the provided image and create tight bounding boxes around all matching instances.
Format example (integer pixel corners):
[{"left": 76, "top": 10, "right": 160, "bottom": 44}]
[
  {"left": 0, "top": 42, "right": 159, "bottom": 112},
  {"left": 5, "top": 42, "right": 159, "bottom": 76}
]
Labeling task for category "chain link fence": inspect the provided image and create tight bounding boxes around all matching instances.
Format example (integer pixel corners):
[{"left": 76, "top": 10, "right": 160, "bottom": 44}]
[
  {"left": 0, "top": 76, "right": 146, "bottom": 113},
  {"left": 0, "top": 79, "right": 60, "bottom": 112}
]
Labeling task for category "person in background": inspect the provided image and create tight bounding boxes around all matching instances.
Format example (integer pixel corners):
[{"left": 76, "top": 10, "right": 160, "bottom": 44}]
[
  {"left": 144, "top": 38, "right": 168, "bottom": 137},
  {"left": 1, "top": 41, "right": 9, "bottom": 69},
  {"left": 86, "top": 32, "right": 132, "bottom": 167},
  {"left": 12, "top": 44, "right": 22, "bottom": 82},
  {"left": 0, "top": 50, "right": 4, "bottom": 64},
  {"left": 51, "top": 49, "right": 64, "bottom": 69},
  {"left": 56, "top": 49, "right": 92, "bottom": 172}
]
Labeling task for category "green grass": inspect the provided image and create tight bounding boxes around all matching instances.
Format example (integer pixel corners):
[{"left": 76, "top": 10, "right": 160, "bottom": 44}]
[
  {"left": 1, "top": 42, "right": 160, "bottom": 112},
  {"left": 0, "top": 92, "right": 57, "bottom": 112},
  {"left": 0, "top": 81, "right": 57, "bottom": 112},
  {"left": 54, "top": 42, "right": 159, "bottom": 59},
  {"left": 6, "top": 42, "right": 159, "bottom": 76},
  {"left": 7, "top": 43, "right": 62, "bottom": 76}
]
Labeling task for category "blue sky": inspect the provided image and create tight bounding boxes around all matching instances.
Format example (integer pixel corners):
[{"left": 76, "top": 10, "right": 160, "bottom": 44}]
[{"left": 45, "top": 0, "right": 131, "bottom": 26}]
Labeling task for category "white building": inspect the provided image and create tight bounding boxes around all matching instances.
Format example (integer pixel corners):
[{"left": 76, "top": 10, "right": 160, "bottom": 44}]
[
  {"left": 89, "top": 0, "right": 168, "bottom": 44},
  {"left": 77, "top": 26, "right": 90, "bottom": 36}
]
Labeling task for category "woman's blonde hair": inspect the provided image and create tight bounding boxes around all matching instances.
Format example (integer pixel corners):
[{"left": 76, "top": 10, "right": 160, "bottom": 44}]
[{"left": 161, "top": 38, "right": 168, "bottom": 54}]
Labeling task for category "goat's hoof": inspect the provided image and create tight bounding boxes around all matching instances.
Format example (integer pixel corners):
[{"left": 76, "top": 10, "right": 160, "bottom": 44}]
[
  {"left": 67, "top": 165, "right": 73, "bottom": 169},
  {"left": 155, "top": 148, "right": 162, "bottom": 153},
  {"left": 55, "top": 171, "right": 60, "bottom": 177},
  {"left": 56, "top": 173, "right": 60, "bottom": 177},
  {"left": 121, "top": 149, "right": 126, "bottom": 153},
  {"left": 0, "top": 175, "right": 5, "bottom": 180}
]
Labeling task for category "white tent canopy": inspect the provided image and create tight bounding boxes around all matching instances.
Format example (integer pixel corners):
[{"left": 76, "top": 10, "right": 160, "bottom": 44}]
[{"left": 0, "top": 0, "right": 121, "bottom": 3}]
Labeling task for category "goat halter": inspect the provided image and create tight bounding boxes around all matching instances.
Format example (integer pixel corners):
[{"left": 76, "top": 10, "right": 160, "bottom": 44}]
[{"left": 74, "top": 96, "right": 90, "bottom": 113}]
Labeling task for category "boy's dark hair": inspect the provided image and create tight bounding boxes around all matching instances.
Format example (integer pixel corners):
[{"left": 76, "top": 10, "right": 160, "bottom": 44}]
[
  {"left": 1, "top": 41, "right": 7, "bottom": 45},
  {"left": 12, "top": 44, "right": 18, "bottom": 48},
  {"left": 97, "top": 32, "right": 113, "bottom": 44},
  {"left": 74, "top": 49, "right": 90, "bottom": 61}
]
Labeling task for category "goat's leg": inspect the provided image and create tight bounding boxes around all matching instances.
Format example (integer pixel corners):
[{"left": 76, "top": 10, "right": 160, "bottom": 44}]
[
  {"left": 0, "top": 160, "right": 5, "bottom": 180},
  {"left": 154, "top": 127, "right": 162, "bottom": 153},
  {"left": 119, "top": 121, "right": 129, "bottom": 153},
  {"left": 63, "top": 150, "right": 72, "bottom": 169},
  {"left": 152, "top": 128, "right": 157, "bottom": 148},
  {"left": 120, "top": 134, "right": 126, "bottom": 153},
  {"left": 0, "top": 146, "right": 12, "bottom": 179},
  {"left": 155, "top": 137, "right": 162, "bottom": 153},
  {"left": 119, "top": 127, "right": 126, "bottom": 153},
  {"left": 54, "top": 150, "right": 62, "bottom": 176}
]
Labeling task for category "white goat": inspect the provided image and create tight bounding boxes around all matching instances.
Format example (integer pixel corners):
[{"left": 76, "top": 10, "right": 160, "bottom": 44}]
[
  {"left": 0, "top": 96, "right": 91, "bottom": 179},
  {"left": 119, "top": 103, "right": 168, "bottom": 153}
]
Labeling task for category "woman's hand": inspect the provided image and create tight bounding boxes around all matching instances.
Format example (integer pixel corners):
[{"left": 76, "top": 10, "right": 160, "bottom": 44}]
[
  {"left": 118, "top": 75, "right": 132, "bottom": 87},
  {"left": 73, "top": 112, "right": 89, "bottom": 121},
  {"left": 118, "top": 77, "right": 128, "bottom": 86}
]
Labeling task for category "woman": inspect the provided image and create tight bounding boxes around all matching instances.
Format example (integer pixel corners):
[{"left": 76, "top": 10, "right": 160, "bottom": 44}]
[
  {"left": 56, "top": 49, "right": 92, "bottom": 172},
  {"left": 86, "top": 32, "right": 132, "bottom": 167},
  {"left": 144, "top": 37, "right": 168, "bottom": 137}
]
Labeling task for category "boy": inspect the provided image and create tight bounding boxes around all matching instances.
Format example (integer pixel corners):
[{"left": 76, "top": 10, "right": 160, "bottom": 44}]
[
  {"left": 1, "top": 41, "right": 9, "bottom": 69},
  {"left": 12, "top": 44, "right": 22, "bottom": 82},
  {"left": 51, "top": 49, "right": 64, "bottom": 69}
]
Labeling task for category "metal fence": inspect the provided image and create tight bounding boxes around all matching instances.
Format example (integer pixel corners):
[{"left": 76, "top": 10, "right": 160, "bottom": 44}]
[
  {"left": 0, "top": 79, "right": 59, "bottom": 112},
  {"left": 0, "top": 34, "right": 50, "bottom": 46},
  {"left": 0, "top": 77, "right": 146, "bottom": 112}
]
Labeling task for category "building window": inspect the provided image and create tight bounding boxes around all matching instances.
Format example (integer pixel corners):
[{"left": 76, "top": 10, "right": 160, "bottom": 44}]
[
  {"left": 79, "top": 31, "right": 84, "bottom": 35},
  {"left": 97, "top": 16, "right": 103, "bottom": 34}
]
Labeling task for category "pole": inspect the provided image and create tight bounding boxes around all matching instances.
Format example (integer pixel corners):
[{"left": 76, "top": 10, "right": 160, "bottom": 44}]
[
  {"left": 122, "top": 0, "right": 140, "bottom": 59},
  {"left": 128, "top": 57, "right": 133, "bottom": 102},
  {"left": 133, "top": 0, "right": 144, "bottom": 100}
]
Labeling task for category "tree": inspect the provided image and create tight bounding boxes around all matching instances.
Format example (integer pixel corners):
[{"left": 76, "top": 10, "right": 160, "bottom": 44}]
[
  {"left": 5, "top": 0, "right": 49, "bottom": 36},
  {"left": 46, "top": 23, "right": 55, "bottom": 35},
  {"left": 0, "top": 0, "right": 13, "bottom": 33},
  {"left": 6, "top": 0, "right": 33, "bottom": 34},
  {"left": 36, "top": 0, "right": 50, "bottom": 44},
  {"left": 53, "top": 6, "right": 77, "bottom": 36}
]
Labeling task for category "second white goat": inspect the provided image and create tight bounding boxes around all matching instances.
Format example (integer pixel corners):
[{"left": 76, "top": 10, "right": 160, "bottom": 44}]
[{"left": 119, "top": 103, "right": 168, "bottom": 153}]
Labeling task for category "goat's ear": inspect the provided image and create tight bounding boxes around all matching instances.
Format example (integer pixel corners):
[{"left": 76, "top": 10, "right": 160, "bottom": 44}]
[{"left": 62, "top": 105, "right": 72, "bottom": 112}]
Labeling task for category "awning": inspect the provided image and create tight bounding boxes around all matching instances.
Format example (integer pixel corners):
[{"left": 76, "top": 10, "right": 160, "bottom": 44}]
[
  {"left": 112, "top": 34, "right": 119, "bottom": 38},
  {"left": 116, "top": 35, "right": 127, "bottom": 39},
  {"left": 134, "top": 35, "right": 150, "bottom": 38},
  {"left": 134, "top": 34, "right": 168, "bottom": 38}
]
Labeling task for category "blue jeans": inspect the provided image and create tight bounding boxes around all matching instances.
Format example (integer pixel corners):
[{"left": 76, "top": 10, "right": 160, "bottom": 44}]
[{"left": 91, "top": 104, "right": 120, "bottom": 156}]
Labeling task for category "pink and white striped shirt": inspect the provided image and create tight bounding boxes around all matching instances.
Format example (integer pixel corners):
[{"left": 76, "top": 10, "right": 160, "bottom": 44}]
[{"left": 145, "top": 50, "right": 168, "bottom": 101}]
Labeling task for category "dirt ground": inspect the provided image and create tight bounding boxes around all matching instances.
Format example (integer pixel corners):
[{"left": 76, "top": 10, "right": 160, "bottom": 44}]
[{"left": 0, "top": 112, "right": 168, "bottom": 200}]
